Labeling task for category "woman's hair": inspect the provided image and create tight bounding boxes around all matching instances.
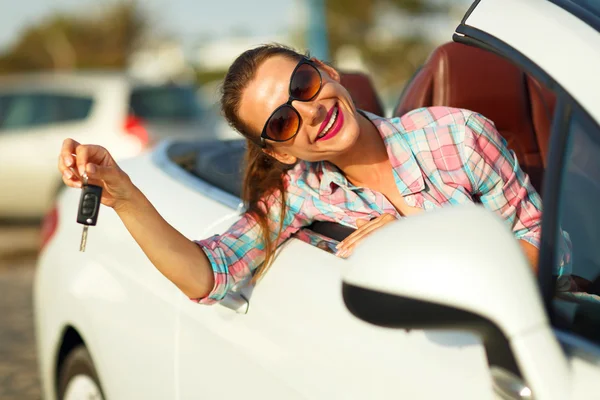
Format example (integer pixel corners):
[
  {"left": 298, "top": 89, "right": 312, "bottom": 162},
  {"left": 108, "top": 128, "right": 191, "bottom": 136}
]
[{"left": 220, "top": 43, "right": 305, "bottom": 282}]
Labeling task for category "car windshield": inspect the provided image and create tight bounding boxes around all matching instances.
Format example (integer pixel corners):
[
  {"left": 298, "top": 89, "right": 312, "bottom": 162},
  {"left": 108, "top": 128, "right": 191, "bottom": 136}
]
[{"left": 129, "top": 85, "right": 203, "bottom": 122}]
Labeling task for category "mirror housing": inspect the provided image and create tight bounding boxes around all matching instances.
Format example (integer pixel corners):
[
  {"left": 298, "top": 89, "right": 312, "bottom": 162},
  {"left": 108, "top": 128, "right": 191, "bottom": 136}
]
[
  {"left": 342, "top": 205, "right": 570, "bottom": 400},
  {"left": 343, "top": 205, "right": 545, "bottom": 337}
]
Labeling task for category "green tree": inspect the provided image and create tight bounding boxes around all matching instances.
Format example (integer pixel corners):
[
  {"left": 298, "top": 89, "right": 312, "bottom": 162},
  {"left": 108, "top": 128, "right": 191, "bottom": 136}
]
[
  {"left": 325, "top": 0, "right": 450, "bottom": 97},
  {"left": 0, "top": 1, "right": 149, "bottom": 74}
]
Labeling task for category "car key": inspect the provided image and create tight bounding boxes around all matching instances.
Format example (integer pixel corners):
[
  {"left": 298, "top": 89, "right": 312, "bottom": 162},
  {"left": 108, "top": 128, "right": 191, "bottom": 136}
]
[{"left": 77, "top": 172, "right": 102, "bottom": 252}]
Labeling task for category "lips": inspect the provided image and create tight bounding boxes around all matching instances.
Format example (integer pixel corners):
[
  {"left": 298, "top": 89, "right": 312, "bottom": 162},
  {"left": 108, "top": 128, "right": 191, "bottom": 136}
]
[
  {"left": 318, "top": 104, "right": 337, "bottom": 136},
  {"left": 316, "top": 103, "right": 343, "bottom": 142}
]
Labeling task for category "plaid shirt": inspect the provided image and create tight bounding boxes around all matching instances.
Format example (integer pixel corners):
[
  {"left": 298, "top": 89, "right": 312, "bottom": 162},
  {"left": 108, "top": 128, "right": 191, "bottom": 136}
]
[{"left": 196, "top": 107, "right": 571, "bottom": 304}]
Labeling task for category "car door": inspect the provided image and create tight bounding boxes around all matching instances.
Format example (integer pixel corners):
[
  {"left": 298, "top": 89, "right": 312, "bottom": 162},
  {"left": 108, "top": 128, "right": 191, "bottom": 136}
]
[
  {"left": 0, "top": 90, "right": 95, "bottom": 217},
  {"left": 175, "top": 212, "right": 495, "bottom": 399},
  {"left": 456, "top": 0, "right": 600, "bottom": 395}
]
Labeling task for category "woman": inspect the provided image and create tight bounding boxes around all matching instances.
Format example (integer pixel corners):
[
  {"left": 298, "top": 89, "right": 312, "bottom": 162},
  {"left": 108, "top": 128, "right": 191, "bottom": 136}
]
[{"left": 58, "top": 44, "right": 572, "bottom": 304}]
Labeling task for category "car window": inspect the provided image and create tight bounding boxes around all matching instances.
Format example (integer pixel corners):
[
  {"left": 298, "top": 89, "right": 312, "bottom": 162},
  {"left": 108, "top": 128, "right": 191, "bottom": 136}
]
[
  {"left": 552, "top": 107, "right": 600, "bottom": 345},
  {"left": 0, "top": 92, "right": 93, "bottom": 131},
  {"left": 129, "top": 86, "right": 203, "bottom": 121}
]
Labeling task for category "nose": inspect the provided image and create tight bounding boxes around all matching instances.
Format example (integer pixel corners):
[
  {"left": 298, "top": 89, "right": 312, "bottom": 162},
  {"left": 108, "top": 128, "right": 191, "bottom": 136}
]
[{"left": 292, "top": 101, "right": 325, "bottom": 127}]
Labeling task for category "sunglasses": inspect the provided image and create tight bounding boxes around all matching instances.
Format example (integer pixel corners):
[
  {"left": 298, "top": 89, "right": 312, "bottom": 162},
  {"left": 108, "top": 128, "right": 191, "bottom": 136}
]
[{"left": 259, "top": 58, "right": 322, "bottom": 148}]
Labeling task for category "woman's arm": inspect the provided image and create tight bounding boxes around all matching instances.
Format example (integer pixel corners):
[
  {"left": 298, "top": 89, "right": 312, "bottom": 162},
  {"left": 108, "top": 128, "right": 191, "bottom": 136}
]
[
  {"left": 520, "top": 240, "right": 539, "bottom": 274},
  {"left": 115, "top": 186, "right": 214, "bottom": 299},
  {"left": 59, "top": 139, "right": 214, "bottom": 299},
  {"left": 462, "top": 114, "right": 546, "bottom": 273}
]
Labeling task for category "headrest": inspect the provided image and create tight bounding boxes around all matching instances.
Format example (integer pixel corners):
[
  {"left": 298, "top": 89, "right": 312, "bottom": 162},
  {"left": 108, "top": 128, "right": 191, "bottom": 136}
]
[
  {"left": 394, "top": 42, "right": 532, "bottom": 135},
  {"left": 394, "top": 42, "right": 546, "bottom": 191},
  {"left": 340, "top": 72, "right": 385, "bottom": 117}
]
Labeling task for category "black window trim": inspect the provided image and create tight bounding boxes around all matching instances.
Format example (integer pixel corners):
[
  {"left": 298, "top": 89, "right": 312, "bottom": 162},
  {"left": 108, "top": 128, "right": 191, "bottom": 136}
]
[
  {"left": 460, "top": 0, "right": 481, "bottom": 26},
  {"left": 453, "top": 25, "right": 600, "bottom": 328},
  {"left": 547, "top": 0, "right": 600, "bottom": 33}
]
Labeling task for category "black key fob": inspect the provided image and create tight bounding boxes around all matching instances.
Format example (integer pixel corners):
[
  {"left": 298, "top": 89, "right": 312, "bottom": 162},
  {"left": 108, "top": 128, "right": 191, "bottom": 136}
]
[{"left": 77, "top": 184, "right": 103, "bottom": 226}]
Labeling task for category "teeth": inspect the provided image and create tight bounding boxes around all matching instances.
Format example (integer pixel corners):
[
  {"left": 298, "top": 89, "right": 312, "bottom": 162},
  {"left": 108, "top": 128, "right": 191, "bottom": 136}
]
[{"left": 318, "top": 106, "right": 338, "bottom": 138}]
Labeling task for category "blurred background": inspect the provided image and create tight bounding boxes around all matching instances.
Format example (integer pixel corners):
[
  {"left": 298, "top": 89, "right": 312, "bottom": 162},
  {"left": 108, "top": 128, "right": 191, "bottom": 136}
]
[
  {"left": 0, "top": 0, "right": 472, "bottom": 119},
  {"left": 0, "top": 0, "right": 470, "bottom": 398}
]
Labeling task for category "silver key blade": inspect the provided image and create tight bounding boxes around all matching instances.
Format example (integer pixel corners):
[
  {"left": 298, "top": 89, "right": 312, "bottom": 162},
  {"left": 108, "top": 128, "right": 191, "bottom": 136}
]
[{"left": 80, "top": 225, "right": 88, "bottom": 252}]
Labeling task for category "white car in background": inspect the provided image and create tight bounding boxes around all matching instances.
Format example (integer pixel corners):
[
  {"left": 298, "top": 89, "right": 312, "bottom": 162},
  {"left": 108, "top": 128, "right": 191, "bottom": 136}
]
[
  {"left": 0, "top": 72, "right": 225, "bottom": 219},
  {"left": 34, "top": 1, "right": 600, "bottom": 399}
]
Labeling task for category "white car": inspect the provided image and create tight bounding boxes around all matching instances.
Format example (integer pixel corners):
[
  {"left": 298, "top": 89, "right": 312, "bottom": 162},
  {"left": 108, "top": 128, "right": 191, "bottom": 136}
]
[
  {"left": 0, "top": 72, "right": 223, "bottom": 219},
  {"left": 34, "top": 1, "right": 600, "bottom": 399}
]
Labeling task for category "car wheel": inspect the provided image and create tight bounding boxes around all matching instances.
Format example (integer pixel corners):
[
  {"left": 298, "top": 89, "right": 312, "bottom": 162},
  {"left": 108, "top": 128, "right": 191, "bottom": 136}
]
[{"left": 57, "top": 345, "right": 105, "bottom": 400}]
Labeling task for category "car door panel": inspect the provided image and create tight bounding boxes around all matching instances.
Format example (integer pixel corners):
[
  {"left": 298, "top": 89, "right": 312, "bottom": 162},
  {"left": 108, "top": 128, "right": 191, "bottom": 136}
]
[
  {"left": 177, "top": 215, "right": 494, "bottom": 399},
  {"left": 51, "top": 191, "right": 181, "bottom": 399}
]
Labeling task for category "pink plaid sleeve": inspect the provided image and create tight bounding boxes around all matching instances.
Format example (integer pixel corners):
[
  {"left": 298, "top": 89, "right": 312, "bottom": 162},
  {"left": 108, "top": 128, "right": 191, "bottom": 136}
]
[
  {"left": 462, "top": 113, "right": 571, "bottom": 276},
  {"left": 192, "top": 185, "right": 312, "bottom": 305},
  {"left": 463, "top": 113, "right": 543, "bottom": 246}
]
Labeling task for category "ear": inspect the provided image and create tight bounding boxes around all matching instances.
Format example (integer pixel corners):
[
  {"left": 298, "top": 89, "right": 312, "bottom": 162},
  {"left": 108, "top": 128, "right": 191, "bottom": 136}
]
[
  {"left": 262, "top": 147, "right": 297, "bottom": 165},
  {"left": 311, "top": 58, "right": 340, "bottom": 82}
]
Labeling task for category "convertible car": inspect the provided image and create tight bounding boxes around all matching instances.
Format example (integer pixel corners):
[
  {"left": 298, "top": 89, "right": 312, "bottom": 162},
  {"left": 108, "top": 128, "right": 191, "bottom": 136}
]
[{"left": 34, "top": 0, "right": 600, "bottom": 399}]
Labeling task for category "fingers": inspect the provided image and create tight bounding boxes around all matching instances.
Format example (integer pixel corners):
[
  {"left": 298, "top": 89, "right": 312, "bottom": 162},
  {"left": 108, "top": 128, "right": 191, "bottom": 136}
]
[
  {"left": 59, "top": 139, "right": 83, "bottom": 188},
  {"left": 336, "top": 214, "right": 396, "bottom": 258},
  {"left": 59, "top": 139, "right": 116, "bottom": 189},
  {"left": 62, "top": 173, "right": 82, "bottom": 189},
  {"left": 59, "top": 138, "right": 81, "bottom": 172},
  {"left": 75, "top": 144, "right": 109, "bottom": 176},
  {"left": 85, "top": 163, "right": 121, "bottom": 184}
]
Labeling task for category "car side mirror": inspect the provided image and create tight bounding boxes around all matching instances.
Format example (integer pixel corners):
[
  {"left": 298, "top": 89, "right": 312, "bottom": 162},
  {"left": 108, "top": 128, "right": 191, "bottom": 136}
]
[{"left": 342, "top": 205, "right": 571, "bottom": 400}]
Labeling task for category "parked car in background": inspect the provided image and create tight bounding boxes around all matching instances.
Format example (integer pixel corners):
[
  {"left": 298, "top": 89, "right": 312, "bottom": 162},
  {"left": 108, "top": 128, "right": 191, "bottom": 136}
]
[
  {"left": 34, "top": 0, "right": 600, "bottom": 399},
  {"left": 0, "top": 71, "right": 229, "bottom": 219}
]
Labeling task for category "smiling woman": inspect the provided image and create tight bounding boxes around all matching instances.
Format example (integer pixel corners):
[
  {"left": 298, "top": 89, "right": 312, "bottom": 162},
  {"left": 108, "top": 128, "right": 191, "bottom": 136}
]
[{"left": 57, "top": 43, "right": 572, "bottom": 305}]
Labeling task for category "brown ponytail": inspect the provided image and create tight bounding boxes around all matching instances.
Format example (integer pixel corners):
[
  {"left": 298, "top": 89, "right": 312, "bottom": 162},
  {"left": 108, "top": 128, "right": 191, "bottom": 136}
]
[{"left": 220, "top": 44, "right": 305, "bottom": 282}]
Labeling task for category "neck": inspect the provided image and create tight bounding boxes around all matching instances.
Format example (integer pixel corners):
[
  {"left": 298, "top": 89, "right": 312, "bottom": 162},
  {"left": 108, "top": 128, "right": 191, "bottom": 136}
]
[{"left": 329, "top": 112, "right": 390, "bottom": 187}]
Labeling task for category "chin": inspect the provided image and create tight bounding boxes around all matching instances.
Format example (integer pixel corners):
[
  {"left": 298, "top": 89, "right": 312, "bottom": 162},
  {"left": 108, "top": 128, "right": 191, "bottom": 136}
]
[
  {"left": 308, "top": 126, "right": 359, "bottom": 163},
  {"left": 334, "top": 115, "right": 360, "bottom": 148},
  {"left": 336, "top": 127, "right": 360, "bottom": 150}
]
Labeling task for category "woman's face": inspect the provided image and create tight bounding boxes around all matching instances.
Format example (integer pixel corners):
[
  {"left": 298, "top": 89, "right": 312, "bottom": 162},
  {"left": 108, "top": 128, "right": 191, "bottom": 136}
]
[{"left": 238, "top": 55, "right": 362, "bottom": 164}]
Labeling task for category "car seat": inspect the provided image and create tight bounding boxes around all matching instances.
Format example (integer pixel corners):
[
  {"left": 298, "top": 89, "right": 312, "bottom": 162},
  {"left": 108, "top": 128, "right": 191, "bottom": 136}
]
[
  {"left": 394, "top": 42, "right": 556, "bottom": 193},
  {"left": 340, "top": 72, "right": 385, "bottom": 117}
]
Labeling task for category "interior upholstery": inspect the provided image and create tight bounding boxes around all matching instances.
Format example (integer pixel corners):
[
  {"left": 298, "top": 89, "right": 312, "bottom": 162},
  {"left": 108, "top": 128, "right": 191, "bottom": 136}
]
[
  {"left": 340, "top": 72, "right": 385, "bottom": 117},
  {"left": 394, "top": 42, "right": 556, "bottom": 192},
  {"left": 527, "top": 75, "right": 557, "bottom": 165}
]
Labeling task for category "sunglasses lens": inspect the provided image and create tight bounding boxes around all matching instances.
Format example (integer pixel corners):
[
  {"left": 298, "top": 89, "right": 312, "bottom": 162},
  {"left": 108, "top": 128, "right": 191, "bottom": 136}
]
[
  {"left": 290, "top": 63, "right": 321, "bottom": 100},
  {"left": 266, "top": 106, "right": 299, "bottom": 141}
]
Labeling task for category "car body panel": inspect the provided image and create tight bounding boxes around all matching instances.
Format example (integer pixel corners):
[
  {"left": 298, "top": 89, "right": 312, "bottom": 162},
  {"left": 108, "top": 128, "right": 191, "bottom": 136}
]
[
  {"left": 35, "top": 187, "right": 181, "bottom": 400},
  {"left": 177, "top": 233, "right": 493, "bottom": 399}
]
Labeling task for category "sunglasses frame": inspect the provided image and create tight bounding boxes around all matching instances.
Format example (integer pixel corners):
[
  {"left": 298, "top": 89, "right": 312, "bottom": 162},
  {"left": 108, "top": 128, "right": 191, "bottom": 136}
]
[{"left": 259, "top": 58, "right": 322, "bottom": 148}]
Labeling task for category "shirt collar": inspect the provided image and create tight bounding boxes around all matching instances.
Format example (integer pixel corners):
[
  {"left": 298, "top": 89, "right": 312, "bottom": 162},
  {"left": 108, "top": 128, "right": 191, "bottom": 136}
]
[{"left": 319, "top": 110, "right": 425, "bottom": 196}]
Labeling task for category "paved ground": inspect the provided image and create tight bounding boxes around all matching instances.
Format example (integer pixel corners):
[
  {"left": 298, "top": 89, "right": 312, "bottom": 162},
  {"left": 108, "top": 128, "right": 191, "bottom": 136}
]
[{"left": 0, "top": 224, "right": 42, "bottom": 400}]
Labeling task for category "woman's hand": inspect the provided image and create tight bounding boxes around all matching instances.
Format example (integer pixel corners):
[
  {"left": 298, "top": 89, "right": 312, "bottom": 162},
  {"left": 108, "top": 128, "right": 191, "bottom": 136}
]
[
  {"left": 58, "top": 138, "right": 134, "bottom": 210},
  {"left": 335, "top": 213, "right": 397, "bottom": 258}
]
